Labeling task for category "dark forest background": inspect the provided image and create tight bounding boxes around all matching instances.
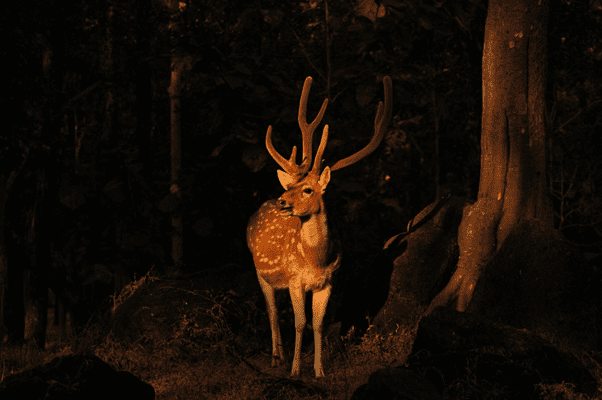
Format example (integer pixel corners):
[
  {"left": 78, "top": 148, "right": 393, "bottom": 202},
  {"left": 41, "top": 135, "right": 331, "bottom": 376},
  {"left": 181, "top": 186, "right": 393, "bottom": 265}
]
[{"left": 0, "top": 0, "right": 600, "bottom": 334}]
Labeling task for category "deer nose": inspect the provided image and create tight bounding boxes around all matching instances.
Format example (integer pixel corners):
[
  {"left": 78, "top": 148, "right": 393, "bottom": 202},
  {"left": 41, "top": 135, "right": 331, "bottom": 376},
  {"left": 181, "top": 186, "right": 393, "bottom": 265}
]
[{"left": 278, "top": 199, "right": 288, "bottom": 207}]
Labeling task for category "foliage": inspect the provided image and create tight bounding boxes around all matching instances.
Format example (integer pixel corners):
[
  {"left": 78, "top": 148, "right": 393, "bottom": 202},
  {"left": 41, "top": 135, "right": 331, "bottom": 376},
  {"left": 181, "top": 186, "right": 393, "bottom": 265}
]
[
  {"left": 1, "top": 0, "right": 601, "bottom": 345},
  {"left": 342, "top": 321, "right": 414, "bottom": 368},
  {"left": 3, "top": 295, "right": 599, "bottom": 399},
  {"left": 547, "top": 0, "right": 602, "bottom": 248},
  {"left": 1, "top": 0, "right": 601, "bottom": 397}
]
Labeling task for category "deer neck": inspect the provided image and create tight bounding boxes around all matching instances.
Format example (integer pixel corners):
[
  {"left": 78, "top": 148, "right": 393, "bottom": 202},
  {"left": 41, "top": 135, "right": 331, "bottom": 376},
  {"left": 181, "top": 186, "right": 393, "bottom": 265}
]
[{"left": 299, "top": 198, "right": 329, "bottom": 251}]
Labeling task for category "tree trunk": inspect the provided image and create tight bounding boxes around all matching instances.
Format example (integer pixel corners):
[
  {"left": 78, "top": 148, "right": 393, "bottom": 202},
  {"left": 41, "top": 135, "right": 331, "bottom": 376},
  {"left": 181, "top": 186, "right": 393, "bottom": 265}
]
[
  {"left": 52, "top": 289, "right": 67, "bottom": 342},
  {"left": 169, "top": 0, "right": 183, "bottom": 270},
  {"left": 101, "top": 0, "right": 116, "bottom": 147},
  {"left": 426, "top": 0, "right": 551, "bottom": 314},
  {"left": 0, "top": 175, "right": 8, "bottom": 340},
  {"left": 6, "top": 242, "right": 24, "bottom": 345},
  {"left": 135, "top": 0, "right": 153, "bottom": 174},
  {"left": 28, "top": 167, "right": 53, "bottom": 350},
  {"left": 0, "top": 146, "right": 29, "bottom": 343}
]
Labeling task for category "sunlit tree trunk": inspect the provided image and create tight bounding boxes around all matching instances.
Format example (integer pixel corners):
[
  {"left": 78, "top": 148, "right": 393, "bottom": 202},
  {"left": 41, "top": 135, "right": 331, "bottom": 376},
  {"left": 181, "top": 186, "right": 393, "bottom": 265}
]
[{"left": 426, "top": 0, "right": 551, "bottom": 313}]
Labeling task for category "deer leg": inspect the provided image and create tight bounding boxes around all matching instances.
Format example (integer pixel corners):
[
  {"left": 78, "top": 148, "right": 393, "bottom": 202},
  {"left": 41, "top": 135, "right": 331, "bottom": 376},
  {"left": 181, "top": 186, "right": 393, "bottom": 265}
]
[
  {"left": 312, "top": 284, "right": 332, "bottom": 378},
  {"left": 289, "top": 283, "right": 306, "bottom": 377},
  {"left": 257, "top": 274, "right": 284, "bottom": 366}
]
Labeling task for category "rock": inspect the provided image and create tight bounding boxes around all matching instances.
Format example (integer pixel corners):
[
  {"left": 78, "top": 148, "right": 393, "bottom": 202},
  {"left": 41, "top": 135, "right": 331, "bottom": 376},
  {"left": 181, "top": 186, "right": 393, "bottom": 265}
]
[
  {"left": 351, "top": 367, "right": 441, "bottom": 400},
  {"left": 110, "top": 265, "right": 260, "bottom": 346},
  {"left": 408, "top": 307, "right": 597, "bottom": 398},
  {"left": 0, "top": 354, "right": 154, "bottom": 400},
  {"left": 467, "top": 218, "right": 601, "bottom": 355},
  {"left": 370, "top": 196, "right": 468, "bottom": 333}
]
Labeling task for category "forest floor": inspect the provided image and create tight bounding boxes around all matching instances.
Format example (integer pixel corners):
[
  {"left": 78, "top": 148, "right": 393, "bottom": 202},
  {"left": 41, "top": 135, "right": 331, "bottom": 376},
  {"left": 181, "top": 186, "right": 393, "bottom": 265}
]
[{"left": 0, "top": 277, "right": 599, "bottom": 399}]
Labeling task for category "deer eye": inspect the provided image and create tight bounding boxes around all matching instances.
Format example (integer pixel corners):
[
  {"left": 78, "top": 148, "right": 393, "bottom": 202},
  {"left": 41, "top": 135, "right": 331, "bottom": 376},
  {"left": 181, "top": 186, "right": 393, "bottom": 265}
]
[{"left": 303, "top": 188, "right": 313, "bottom": 194}]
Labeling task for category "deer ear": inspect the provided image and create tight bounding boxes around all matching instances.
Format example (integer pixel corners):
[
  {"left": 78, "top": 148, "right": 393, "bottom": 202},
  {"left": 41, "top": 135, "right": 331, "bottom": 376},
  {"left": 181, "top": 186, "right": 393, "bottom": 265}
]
[
  {"left": 277, "top": 170, "right": 295, "bottom": 190},
  {"left": 318, "top": 166, "right": 331, "bottom": 192}
]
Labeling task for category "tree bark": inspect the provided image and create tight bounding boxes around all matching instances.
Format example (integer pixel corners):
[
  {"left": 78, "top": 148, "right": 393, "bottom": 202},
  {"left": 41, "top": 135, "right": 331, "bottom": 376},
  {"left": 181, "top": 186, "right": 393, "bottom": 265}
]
[
  {"left": 135, "top": 0, "right": 153, "bottom": 174},
  {"left": 0, "top": 146, "right": 29, "bottom": 343},
  {"left": 0, "top": 175, "right": 8, "bottom": 340},
  {"left": 101, "top": 0, "right": 116, "bottom": 147},
  {"left": 169, "top": 0, "right": 183, "bottom": 269},
  {"left": 426, "top": 0, "right": 551, "bottom": 314},
  {"left": 28, "top": 167, "right": 54, "bottom": 350}
]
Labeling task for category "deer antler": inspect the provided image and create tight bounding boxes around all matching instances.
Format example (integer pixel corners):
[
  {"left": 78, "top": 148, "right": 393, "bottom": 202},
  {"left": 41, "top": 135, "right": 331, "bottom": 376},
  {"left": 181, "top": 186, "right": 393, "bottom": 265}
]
[
  {"left": 266, "top": 77, "right": 328, "bottom": 179},
  {"left": 311, "top": 125, "right": 329, "bottom": 175},
  {"left": 266, "top": 76, "right": 392, "bottom": 178},
  {"left": 330, "top": 76, "right": 393, "bottom": 172}
]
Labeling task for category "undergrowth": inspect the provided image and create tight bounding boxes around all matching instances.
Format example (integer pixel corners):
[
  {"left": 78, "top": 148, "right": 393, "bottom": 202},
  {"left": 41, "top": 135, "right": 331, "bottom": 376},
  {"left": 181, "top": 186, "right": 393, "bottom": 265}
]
[{"left": 1, "top": 274, "right": 600, "bottom": 399}]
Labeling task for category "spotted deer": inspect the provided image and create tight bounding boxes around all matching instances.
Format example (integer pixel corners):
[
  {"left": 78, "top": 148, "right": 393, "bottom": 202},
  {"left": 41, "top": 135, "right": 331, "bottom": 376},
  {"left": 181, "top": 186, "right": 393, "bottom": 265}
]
[{"left": 247, "top": 76, "right": 392, "bottom": 377}]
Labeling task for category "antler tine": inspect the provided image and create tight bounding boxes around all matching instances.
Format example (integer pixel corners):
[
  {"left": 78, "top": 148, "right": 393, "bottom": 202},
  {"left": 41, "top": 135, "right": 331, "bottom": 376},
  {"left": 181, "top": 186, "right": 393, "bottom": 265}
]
[
  {"left": 299, "top": 77, "right": 329, "bottom": 173},
  {"left": 330, "top": 76, "right": 393, "bottom": 172},
  {"left": 266, "top": 126, "right": 303, "bottom": 177},
  {"left": 311, "top": 125, "right": 329, "bottom": 175}
]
